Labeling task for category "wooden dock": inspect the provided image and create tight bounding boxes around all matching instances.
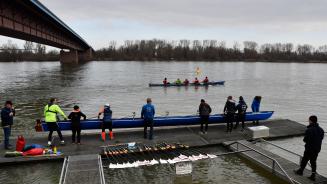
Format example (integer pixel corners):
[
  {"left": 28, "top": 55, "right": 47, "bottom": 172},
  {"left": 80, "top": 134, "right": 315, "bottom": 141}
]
[{"left": 224, "top": 140, "right": 327, "bottom": 184}]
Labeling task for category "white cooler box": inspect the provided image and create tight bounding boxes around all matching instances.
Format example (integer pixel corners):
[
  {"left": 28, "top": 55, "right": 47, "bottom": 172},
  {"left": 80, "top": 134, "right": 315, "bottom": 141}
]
[{"left": 247, "top": 126, "right": 270, "bottom": 139}]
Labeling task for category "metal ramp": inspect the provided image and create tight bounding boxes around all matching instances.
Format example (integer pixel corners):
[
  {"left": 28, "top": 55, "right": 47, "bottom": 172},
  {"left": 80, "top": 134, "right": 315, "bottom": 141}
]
[
  {"left": 59, "top": 154, "right": 105, "bottom": 184},
  {"left": 223, "top": 140, "right": 327, "bottom": 184}
]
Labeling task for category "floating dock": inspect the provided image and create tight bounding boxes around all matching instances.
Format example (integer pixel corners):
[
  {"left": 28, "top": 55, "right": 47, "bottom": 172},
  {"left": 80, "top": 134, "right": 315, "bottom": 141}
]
[{"left": 1, "top": 119, "right": 326, "bottom": 184}]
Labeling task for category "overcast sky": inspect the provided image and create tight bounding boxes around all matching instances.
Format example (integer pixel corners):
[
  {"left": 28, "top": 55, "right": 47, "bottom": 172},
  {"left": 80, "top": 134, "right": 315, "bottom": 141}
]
[{"left": 1, "top": 0, "right": 327, "bottom": 49}]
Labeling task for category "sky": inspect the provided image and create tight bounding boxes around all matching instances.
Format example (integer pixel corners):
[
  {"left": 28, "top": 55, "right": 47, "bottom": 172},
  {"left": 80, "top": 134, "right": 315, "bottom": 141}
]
[{"left": 1, "top": 0, "right": 327, "bottom": 49}]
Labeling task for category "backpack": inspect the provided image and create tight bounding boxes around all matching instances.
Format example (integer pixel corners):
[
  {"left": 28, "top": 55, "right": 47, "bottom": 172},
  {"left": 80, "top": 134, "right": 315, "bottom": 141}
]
[{"left": 201, "top": 104, "right": 211, "bottom": 116}]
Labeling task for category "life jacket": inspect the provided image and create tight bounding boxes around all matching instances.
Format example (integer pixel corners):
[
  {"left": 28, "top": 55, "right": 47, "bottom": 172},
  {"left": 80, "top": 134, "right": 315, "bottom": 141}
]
[
  {"left": 103, "top": 106, "right": 112, "bottom": 122},
  {"left": 16, "top": 135, "right": 25, "bottom": 152},
  {"left": 45, "top": 103, "right": 57, "bottom": 115}
]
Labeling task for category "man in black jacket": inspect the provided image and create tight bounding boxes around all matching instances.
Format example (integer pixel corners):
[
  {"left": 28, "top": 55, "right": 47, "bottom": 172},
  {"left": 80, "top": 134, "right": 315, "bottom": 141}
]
[
  {"left": 224, "top": 96, "right": 236, "bottom": 133},
  {"left": 199, "top": 99, "right": 212, "bottom": 134},
  {"left": 294, "top": 115, "right": 324, "bottom": 181},
  {"left": 1, "top": 101, "right": 15, "bottom": 150}
]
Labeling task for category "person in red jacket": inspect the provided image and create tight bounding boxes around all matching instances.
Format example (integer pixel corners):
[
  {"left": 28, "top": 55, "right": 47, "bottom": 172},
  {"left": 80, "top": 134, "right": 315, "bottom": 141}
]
[
  {"left": 163, "top": 78, "right": 169, "bottom": 85},
  {"left": 193, "top": 77, "right": 200, "bottom": 85},
  {"left": 203, "top": 76, "right": 209, "bottom": 83},
  {"left": 183, "top": 79, "right": 189, "bottom": 85}
]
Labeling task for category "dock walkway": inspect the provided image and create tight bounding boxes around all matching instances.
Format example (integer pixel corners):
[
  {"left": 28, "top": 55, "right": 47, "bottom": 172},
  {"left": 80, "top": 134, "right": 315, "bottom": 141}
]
[
  {"left": 59, "top": 154, "right": 105, "bottom": 184},
  {"left": 0, "top": 119, "right": 306, "bottom": 165},
  {"left": 224, "top": 140, "right": 327, "bottom": 184}
]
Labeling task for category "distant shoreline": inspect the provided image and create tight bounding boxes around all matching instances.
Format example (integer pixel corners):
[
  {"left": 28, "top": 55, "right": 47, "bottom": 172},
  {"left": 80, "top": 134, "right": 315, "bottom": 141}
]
[{"left": 1, "top": 59, "right": 327, "bottom": 63}]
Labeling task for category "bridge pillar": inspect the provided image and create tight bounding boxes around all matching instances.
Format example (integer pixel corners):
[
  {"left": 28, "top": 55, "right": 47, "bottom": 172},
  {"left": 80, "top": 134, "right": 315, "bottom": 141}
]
[
  {"left": 60, "top": 50, "right": 78, "bottom": 63},
  {"left": 78, "top": 48, "right": 93, "bottom": 62}
]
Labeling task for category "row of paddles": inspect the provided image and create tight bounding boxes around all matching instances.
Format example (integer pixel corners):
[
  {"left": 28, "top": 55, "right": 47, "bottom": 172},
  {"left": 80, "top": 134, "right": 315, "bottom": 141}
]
[{"left": 102, "top": 143, "right": 217, "bottom": 169}]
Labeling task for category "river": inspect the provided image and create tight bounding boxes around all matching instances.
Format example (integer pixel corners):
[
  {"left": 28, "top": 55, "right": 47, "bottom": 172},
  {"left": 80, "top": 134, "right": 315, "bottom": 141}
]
[{"left": 0, "top": 61, "right": 326, "bottom": 183}]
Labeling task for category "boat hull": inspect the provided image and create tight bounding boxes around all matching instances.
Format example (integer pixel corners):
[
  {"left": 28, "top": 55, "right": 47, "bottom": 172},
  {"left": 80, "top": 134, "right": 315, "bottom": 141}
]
[
  {"left": 149, "top": 81, "right": 225, "bottom": 87},
  {"left": 41, "top": 111, "right": 273, "bottom": 131}
]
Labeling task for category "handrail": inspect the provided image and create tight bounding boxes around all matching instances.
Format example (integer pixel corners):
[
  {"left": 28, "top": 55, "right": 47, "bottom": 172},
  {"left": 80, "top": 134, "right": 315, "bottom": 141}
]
[
  {"left": 98, "top": 155, "right": 106, "bottom": 184},
  {"left": 258, "top": 138, "right": 304, "bottom": 166},
  {"left": 227, "top": 141, "right": 296, "bottom": 184},
  {"left": 59, "top": 157, "right": 69, "bottom": 184}
]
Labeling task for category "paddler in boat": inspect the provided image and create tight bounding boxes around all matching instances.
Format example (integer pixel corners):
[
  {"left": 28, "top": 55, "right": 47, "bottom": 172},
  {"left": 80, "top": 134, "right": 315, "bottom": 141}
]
[
  {"left": 175, "top": 78, "right": 182, "bottom": 85},
  {"left": 183, "top": 79, "right": 189, "bottom": 85},
  {"left": 193, "top": 77, "right": 200, "bottom": 85},
  {"left": 203, "top": 76, "right": 209, "bottom": 84},
  {"left": 163, "top": 78, "right": 169, "bottom": 85},
  {"left": 98, "top": 104, "right": 114, "bottom": 141}
]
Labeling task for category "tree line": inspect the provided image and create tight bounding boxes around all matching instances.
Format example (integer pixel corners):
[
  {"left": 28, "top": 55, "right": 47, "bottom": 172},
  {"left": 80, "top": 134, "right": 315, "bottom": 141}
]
[
  {"left": 1, "top": 39, "right": 327, "bottom": 62},
  {"left": 0, "top": 40, "right": 59, "bottom": 62},
  {"left": 95, "top": 39, "right": 327, "bottom": 62}
]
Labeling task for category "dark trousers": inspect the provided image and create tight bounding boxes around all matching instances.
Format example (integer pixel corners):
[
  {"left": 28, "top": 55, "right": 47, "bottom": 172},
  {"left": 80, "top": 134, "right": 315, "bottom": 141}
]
[
  {"left": 300, "top": 150, "right": 319, "bottom": 173},
  {"left": 225, "top": 113, "right": 235, "bottom": 132},
  {"left": 72, "top": 125, "right": 81, "bottom": 143},
  {"left": 143, "top": 119, "right": 154, "bottom": 139},
  {"left": 47, "top": 122, "right": 63, "bottom": 141},
  {"left": 200, "top": 115, "right": 209, "bottom": 132},
  {"left": 235, "top": 113, "right": 246, "bottom": 129},
  {"left": 3, "top": 126, "right": 11, "bottom": 148},
  {"left": 101, "top": 121, "right": 113, "bottom": 132}
]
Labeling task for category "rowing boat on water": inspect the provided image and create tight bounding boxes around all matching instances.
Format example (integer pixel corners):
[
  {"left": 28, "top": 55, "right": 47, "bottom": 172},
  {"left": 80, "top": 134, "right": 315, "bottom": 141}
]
[
  {"left": 149, "top": 81, "right": 225, "bottom": 87},
  {"left": 39, "top": 111, "right": 273, "bottom": 131}
]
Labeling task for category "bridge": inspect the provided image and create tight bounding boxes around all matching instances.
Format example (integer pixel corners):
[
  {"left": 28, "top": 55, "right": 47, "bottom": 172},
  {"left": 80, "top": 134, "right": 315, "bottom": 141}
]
[{"left": 0, "top": 0, "right": 92, "bottom": 63}]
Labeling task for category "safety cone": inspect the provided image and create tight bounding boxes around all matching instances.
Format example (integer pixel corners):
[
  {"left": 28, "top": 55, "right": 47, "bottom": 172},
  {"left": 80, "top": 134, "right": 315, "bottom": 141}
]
[
  {"left": 101, "top": 132, "right": 106, "bottom": 141},
  {"left": 109, "top": 131, "right": 114, "bottom": 140}
]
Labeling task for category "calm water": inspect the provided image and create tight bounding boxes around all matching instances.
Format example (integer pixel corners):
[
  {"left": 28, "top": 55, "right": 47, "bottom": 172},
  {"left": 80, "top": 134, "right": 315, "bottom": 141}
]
[{"left": 0, "top": 61, "right": 326, "bottom": 182}]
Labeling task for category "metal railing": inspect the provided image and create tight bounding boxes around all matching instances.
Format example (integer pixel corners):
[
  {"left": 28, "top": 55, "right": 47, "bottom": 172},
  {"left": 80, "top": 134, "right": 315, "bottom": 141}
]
[
  {"left": 258, "top": 138, "right": 304, "bottom": 166},
  {"left": 98, "top": 155, "right": 106, "bottom": 184},
  {"left": 227, "top": 141, "right": 296, "bottom": 184},
  {"left": 59, "top": 157, "right": 69, "bottom": 184}
]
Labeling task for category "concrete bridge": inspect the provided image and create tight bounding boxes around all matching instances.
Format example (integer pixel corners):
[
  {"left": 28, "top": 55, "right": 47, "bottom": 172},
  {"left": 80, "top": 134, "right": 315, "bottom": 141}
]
[{"left": 0, "top": 0, "right": 92, "bottom": 63}]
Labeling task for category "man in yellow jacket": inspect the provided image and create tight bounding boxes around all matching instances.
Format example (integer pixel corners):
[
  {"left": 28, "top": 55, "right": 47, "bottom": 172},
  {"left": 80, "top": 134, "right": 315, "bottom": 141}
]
[{"left": 44, "top": 98, "right": 67, "bottom": 146}]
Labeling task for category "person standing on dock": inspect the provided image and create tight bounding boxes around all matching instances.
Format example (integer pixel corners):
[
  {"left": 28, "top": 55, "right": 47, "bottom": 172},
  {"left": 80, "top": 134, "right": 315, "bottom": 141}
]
[
  {"left": 1, "top": 101, "right": 15, "bottom": 150},
  {"left": 68, "top": 105, "right": 86, "bottom": 144},
  {"left": 234, "top": 96, "right": 248, "bottom": 131},
  {"left": 294, "top": 115, "right": 324, "bottom": 181},
  {"left": 141, "top": 98, "right": 155, "bottom": 140},
  {"left": 224, "top": 96, "right": 236, "bottom": 133},
  {"left": 44, "top": 98, "right": 67, "bottom": 146},
  {"left": 251, "top": 96, "right": 261, "bottom": 125},
  {"left": 98, "top": 104, "right": 114, "bottom": 141},
  {"left": 199, "top": 99, "right": 212, "bottom": 134}
]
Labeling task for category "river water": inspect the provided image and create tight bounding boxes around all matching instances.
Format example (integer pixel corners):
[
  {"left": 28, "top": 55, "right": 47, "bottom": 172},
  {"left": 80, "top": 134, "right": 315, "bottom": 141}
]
[{"left": 0, "top": 61, "right": 326, "bottom": 182}]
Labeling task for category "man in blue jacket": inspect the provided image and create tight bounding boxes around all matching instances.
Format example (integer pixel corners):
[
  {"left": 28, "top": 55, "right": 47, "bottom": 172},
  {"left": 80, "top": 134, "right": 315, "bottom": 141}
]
[
  {"left": 141, "top": 98, "right": 155, "bottom": 140},
  {"left": 1, "top": 101, "right": 15, "bottom": 150}
]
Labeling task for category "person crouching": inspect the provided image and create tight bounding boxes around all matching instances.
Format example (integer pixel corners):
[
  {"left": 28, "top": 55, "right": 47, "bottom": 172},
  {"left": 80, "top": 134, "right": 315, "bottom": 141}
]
[
  {"left": 98, "top": 104, "right": 114, "bottom": 141},
  {"left": 68, "top": 105, "right": 86, "bottom": 144}
]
